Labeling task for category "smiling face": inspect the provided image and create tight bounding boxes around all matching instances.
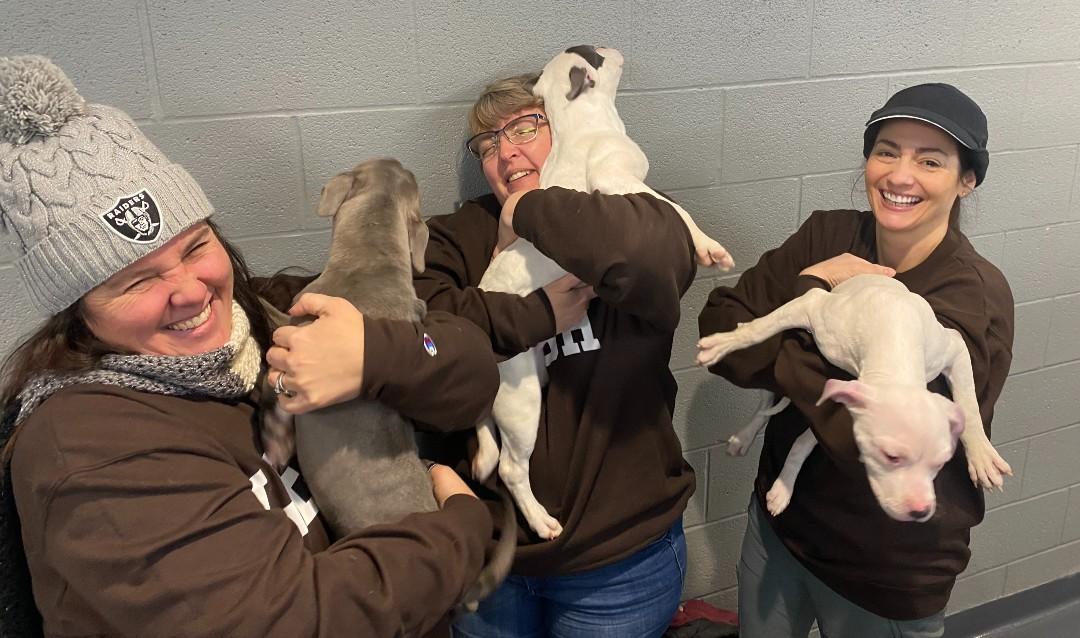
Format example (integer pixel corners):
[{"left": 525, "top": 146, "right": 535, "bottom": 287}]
[
  {"left": 480, "top": 107, "right": 553, "bottom": 204},
  {"left": 864, "top": 119, "right": 977, "bottom": 239},
  {"left": 81, "top": 222, "right": 235, "bottom": 356}
]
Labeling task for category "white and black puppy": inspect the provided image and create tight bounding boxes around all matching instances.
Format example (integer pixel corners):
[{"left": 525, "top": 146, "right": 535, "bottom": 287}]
[{"left": 473, "top": 45, "right": 732, "bottom": 540}]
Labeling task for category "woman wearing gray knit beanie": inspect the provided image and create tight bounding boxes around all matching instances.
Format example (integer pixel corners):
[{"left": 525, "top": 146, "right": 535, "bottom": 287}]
[{"left": 0, "top": 56, "right": 498, "bottom": 638}]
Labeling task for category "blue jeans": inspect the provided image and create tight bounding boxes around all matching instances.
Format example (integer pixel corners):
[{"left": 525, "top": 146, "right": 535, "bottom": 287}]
[{"left": 453, "top": 519, "right": 687, "bottom": 638}]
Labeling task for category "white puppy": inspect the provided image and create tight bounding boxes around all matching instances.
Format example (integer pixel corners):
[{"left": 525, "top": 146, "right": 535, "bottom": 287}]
[
  {"left": 697, "top": 274, "right": 1012, "bottom": 522},
  {"left": 473, "top": 45, "right": 732, "bottom": 539}
]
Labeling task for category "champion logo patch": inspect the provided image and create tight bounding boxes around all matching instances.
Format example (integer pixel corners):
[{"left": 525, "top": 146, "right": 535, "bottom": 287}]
[
  {"left": 100, "top": 190, "right": 162, "bottom": 244},
  {"left": 422, "top": 333, "right": 437, "bottom": 357}
]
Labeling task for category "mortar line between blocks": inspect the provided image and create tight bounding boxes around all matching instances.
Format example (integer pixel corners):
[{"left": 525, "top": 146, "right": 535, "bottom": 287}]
[
  {"left": 138, "top": 0, "right": 164, "bottom": 120},
  {"left": 291, "top": 116, "right": 310, "bottom": 225}
]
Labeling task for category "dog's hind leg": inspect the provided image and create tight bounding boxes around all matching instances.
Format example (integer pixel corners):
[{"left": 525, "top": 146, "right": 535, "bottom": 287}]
[
  {"left": 765, "top": 428, "right": 818, "bottom": 515},
  {"left": 493, "top": 359, "right": 562, "bottom": 540},
  {"left": 473, "top": 417, "right": 500, "bottom": 481},
  {"left": 728, "top": 390, "right": 790, "bottom": 456}
]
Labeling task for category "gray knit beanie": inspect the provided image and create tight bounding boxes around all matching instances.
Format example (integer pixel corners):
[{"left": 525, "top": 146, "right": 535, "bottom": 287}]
[{"left": 0, "top": 55, "right": 213, "bottom": 314}]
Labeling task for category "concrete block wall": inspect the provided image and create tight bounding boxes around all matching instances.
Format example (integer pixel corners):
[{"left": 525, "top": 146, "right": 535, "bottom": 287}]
[{"left": 3, "top": 0, "right": 1078, "bottom": 620}]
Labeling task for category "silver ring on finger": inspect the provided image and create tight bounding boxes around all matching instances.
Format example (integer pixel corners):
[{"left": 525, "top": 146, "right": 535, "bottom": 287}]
[{"left": 274, "top": 371, "right": 297, "bottom": 398}]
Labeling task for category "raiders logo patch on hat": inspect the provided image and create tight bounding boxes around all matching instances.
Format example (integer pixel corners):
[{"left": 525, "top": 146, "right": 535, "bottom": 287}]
[{"left": 100, "top": 190, "right": 162, "bottom": 243}]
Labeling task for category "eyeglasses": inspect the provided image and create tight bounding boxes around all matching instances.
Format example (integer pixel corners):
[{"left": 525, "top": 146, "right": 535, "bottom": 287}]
[{"left": 465, "top": 113, "right": 547, "bottom": 161}]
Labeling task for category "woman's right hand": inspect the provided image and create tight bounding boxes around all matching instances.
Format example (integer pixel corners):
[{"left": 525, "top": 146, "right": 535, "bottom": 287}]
[
  {"left": 799, "top": 253, "right": 895, "bottom": 289},
  {"left": 429, "top": 464, "right": 477, "bottom": 507},
  {"left": 266, "top": 293, "right": 366, "bottom": 415}
]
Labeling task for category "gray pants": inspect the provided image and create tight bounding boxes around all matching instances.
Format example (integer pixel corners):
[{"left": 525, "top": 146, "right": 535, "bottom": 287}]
[{"left": 737, "top": 497, "right": 945, "bottom": 638}]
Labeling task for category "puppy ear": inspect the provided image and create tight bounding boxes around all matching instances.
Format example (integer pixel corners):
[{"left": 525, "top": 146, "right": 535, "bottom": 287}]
[
  {"left": 566, "top": 66, "right": 595, "bottom": 100},
  {"left": 938, "top": 396, "right": 966, "bottom": 442},
  {"left": 526, "top": 72, "right": 542, "bottom": 96},
  {"left": 316, "top": 173, "right": 354, "bottom": 218},
  {"left": 817, "top": 379, "right": 870, "bottom": 409}
]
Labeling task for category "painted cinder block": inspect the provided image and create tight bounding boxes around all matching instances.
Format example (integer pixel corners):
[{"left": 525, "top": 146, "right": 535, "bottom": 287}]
[
  {"left": 1003, "top": 540, "right": 1080, "bottom": 596},
  {"left": 1046, "top": 293, "right": 1080, "bottom": 366},
  {"left": 984, "top": 439, "right": 1029, "bottom": 511},
  {"left": 151, "top": 0, "right": 418, "bottom": 115},
  {"left": 1020, "top": 423, "right": 1080, "bottom": 499},
  {"left": 142, "top": 118, "right": 307, "bottom": 238},
  {"left": 994, "top": 362, "right": 1080, "bottom": 443},
  {"left": 707, "top": 438, "right": 763, "bottom": 522},
  {"left": 1001, "top": 226, "right": 1074, "bottom": 304},
  {"left": 1064, "top": 486, "right": 1080, "bottom": 544},
  {"left": 1021, "top": 63, "right": 1080, "bottom": 150},
  {"left": 800, "top": 171, "right": 865, "bottom": 224},
  {"left": 671, "top": 179, "right": 801, "bottom": 277},
  {"left": 671, "top": 277, "right": 722, "bottom": 370},
  {"left": 414, "top": 1, "right": 633, "bottom": 102},
  {"left": 968, "top": 233, "right": 1005, "bottom": 269},
  {"left": 617, "top": 89, "right": 725, "bottom": 192},
  {"left": 672, "top": 367, "right": 769, "bottom": 452},
  {"left": 811, "top": 3, "right": 963, "bottom": 76},
  {"left": 232, "top": 230, "right": 330, "bottom": 280},
  {"left": 0, "top": 266, "right": 45, "bottom": 358},
  {"left": 627, "top": 0, "right": 810, "bottom": 89},
  {"left": 971, "top": 148, "right": 1077, "bottom": 236},
  {"left": 721, "top": 77, "right": 888, "bottom": 183},
  {"left": 299, "top": 105, "right": 474, "bottom": 224},
  {"left": 949, "top": 566, "right": 1007, "bottom": 614},
  {"left": 967, "top": 490, "right": 1069, "bottom": 574},
  {"left": 961, "top": 0, "right": 1080, "bottom": 66},
  {"left": 1, "top": 0, "right": 153, "bottom": 118},
  {"left": 684, "top": 449, "right": 709, "bottom": 528},
  {"left": 683, "top": 515, "right": 745, "bottom": 599},
  {"left": 1009, "top": 300, "right": 1051, "bottom": 374}
]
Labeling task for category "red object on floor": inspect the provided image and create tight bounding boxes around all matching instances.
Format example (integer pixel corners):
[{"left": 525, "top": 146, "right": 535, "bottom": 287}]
[{"left": 669, "top": 599, "right": 739, "bottom": 627}]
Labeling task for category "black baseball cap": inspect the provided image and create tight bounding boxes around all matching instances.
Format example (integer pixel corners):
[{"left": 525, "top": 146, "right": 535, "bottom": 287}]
[{"left": 863, "top": 83, "right": 989, "bottom": 186}]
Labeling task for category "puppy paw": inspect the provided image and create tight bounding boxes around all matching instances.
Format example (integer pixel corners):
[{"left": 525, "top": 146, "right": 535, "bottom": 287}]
[
  {"left": 525, "top": 508, "right": 563, "bottom": 540},
  {"left": 727, "top": 434, "right": 752, "bottom": 456},
  {"left": 964, "top": 439, "right": 1013, "bottom": 491},
  {"left": 694, "top": 239, "right": 735, "bottom": 272},
  {"left": 765, "top": 481, "right": 792, "bottom": 516},
  {"left": 696, "top": 331, "right": 741, "bottom": 367},
  {"left": 472, "top": 446, "right": 499, "bottom": 482}
]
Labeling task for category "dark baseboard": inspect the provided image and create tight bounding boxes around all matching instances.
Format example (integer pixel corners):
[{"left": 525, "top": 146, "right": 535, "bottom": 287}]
[{"left": 945, "top": 571, "right": 1080, "bottom": 637}]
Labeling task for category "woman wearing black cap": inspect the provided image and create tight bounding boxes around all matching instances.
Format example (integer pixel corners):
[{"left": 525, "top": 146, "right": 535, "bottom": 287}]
[{"left": 698, "top": 84, "right": 1013, "bottom": 636}]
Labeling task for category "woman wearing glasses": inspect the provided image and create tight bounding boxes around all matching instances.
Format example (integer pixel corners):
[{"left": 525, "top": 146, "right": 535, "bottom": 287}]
[{"left": 413, "top": 74, "right": 698, "bottom": 638}]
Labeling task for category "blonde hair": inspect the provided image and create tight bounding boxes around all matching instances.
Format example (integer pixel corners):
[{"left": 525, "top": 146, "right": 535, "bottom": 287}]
[{"left": 468, "top": 73, "right": 543, "bottom": 134}]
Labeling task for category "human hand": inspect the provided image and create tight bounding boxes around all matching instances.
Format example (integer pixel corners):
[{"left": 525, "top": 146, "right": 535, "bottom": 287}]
[
  {"left": 429, "top": 463, "right": 478, "bottom": 507},
  {"left": 265, "top": 293, "right": 365, "bottom": 414},
  {"left": 799, "top": 253, "right": 895, "bottom": 289},
  {"left": 494, "top": 189, "right": 534, "bottom": 258},
  {"left": 542, "top": 274, "right": 596, "bottom": 334}
]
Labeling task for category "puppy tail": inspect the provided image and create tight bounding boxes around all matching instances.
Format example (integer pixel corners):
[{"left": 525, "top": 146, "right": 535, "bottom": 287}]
[{"left": 457, "top": 485, "right": 517, "bottom": 613}]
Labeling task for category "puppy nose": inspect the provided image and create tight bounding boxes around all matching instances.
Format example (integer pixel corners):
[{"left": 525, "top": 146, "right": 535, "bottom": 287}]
[{"left": 909, "top": 506, "right": 932, "bottom": 521}]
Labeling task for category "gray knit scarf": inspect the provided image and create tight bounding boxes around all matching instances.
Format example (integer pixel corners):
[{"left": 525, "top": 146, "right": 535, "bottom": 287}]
[{"left": 14, "top": 300, "right": 262, "bottom": 426}]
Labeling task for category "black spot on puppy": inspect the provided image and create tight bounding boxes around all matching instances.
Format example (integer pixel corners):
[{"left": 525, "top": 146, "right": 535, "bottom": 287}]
[{"left": 565, "top": 44, "right": 605, "bottom": 70}]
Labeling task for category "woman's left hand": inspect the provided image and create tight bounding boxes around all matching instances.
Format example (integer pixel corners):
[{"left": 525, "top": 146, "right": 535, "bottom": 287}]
[{"left": 266, "top": 292, "right": 366, "bottom": 414}]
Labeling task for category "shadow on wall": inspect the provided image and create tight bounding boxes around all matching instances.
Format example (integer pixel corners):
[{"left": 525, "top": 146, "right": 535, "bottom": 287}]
[{"left": 456, "top": 148, "right": 491, "bottom": 209}]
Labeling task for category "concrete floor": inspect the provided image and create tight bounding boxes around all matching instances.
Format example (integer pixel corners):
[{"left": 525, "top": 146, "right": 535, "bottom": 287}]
[{"left": 945, "top": 573, "right": 1080, "bottom": 638}]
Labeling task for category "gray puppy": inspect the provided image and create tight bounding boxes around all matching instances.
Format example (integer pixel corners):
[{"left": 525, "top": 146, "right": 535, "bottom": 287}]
[{"left": 262, "top": 158, "right": 513, "bottom": 610}]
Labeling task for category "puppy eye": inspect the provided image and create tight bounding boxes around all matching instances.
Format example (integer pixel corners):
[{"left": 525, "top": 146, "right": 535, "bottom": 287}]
[{"left": 883, "top": 452, "right": 903, "bottom": 465}]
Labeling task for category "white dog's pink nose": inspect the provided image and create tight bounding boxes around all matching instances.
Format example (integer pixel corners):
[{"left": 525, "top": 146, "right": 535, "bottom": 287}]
[{"left": 907, "top": 503, "right": 933, "bottom": 521}]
